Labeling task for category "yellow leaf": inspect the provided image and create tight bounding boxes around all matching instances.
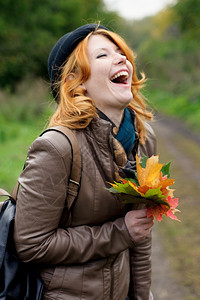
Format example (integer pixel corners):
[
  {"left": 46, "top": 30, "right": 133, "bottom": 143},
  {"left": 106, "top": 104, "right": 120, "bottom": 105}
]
[
  {"left": 128, "top": 181, "right": 144, "bottom": 196},
  {"left": 136, "top": 154, "right": 164, "bottom": 187}
]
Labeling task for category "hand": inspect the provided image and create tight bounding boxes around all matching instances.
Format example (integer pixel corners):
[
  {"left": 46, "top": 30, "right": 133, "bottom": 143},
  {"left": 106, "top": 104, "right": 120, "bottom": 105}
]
[{"left": 125, "top": 209, "right": 154, "bottom": 243}]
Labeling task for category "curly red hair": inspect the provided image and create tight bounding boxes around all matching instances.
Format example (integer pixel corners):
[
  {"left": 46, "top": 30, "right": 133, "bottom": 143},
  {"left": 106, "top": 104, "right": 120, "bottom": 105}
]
[{"left": 49, "top": 28, "right": 153, "bottom": 144}]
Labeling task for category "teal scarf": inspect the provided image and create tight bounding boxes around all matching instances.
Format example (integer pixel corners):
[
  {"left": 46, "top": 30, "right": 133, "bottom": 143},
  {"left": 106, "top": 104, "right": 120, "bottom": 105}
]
[
  {"left": 98, "top": 108, "right": 135, "bottom": 155},
  {"left": 116, "top": 108, "right": 135, "bottom": 155}
]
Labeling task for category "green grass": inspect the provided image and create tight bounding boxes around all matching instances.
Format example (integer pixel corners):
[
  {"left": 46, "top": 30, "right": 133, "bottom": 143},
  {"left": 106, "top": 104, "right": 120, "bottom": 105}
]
[
  {"left": 0, "top": 78, "right": 54, "bottom": 193},
  {"left": 148, "top": 88, "right": 200, "bottom": 134},
  {"left": 0, "top": 121, "right": 43, "bottom": 192},
  {"left": 155, "top": 129, "right": 200, "bottom": 299}
]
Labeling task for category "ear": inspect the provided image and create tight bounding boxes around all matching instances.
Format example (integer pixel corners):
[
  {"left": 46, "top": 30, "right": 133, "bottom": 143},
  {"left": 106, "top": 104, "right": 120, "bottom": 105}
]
[
  {"left": 79, "top": 83, "right": 87, "bottom": 95},
  {"left": 79, "top": 83, "right": 86, "bottom": 90},
  {"left": 65, "top": 74, "right": 87, "bottom": 93},
  {"left": 65, "top": 74, "right": 75, "bottom": 82}
]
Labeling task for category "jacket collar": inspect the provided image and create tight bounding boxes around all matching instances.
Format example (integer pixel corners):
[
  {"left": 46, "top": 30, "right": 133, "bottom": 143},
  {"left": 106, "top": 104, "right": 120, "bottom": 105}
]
[{"left": 89, "top": 108, "right": 139, "bottom": 156}]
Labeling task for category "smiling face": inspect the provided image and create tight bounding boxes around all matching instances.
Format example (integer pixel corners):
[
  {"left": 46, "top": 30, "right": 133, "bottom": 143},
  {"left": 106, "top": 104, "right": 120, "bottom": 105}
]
[{"left": 83, "top": 34, "right": 133, "bottom": 120}]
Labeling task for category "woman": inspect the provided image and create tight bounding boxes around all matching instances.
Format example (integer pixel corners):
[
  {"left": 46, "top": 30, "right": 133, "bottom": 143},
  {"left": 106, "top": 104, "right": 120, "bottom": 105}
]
[{"left": 14, "top": 24, "right": 156, "bottom": 300}]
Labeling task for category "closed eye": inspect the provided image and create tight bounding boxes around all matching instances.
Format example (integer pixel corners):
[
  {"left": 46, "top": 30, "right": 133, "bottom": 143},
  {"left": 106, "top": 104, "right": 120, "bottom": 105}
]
[
  {"left": 118, "top": 51, "right": 126, "bottom": 57},
  {"left": 96, "top": 53, "right": 107, "bottom": 58}
]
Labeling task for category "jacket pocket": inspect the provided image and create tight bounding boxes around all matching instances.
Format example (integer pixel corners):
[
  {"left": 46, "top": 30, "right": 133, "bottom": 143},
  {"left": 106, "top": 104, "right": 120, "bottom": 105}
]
[
  {"left": 40, "top": 266, "right": 66, "bottom": 299},
  {"left": 40, "top": 266, "right": 56, "bottom": 290}
]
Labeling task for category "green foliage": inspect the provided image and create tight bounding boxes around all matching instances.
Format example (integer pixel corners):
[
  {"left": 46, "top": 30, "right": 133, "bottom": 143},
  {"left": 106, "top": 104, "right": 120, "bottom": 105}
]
[
  {"left": 148, "top": 89, "right": 200, "bottom": 132},
  {"left": 107, "top": 182, "right": 140, "bottom": 196},
  {"left": 161, "top": 162, "right": 171, "bottom": 178},
  {"left": 0, "top": 0, "right": 122, "bottom": 90},
  {"left": 0, "top": 79, "right": 53, "bottom": 191},
  {"left": 174, "top": 0, "right": 200, "bottom": 39},
  {"left": 0, "top": 124, "right": 39, "bottom": 192},
  {"left": 120, "top": 1, "right": 200, "bottom": 132}
]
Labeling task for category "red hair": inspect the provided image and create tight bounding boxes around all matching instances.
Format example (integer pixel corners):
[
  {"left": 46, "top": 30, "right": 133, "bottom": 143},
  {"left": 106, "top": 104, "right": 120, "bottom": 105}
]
[{"left": 49, "top": 28, "right": 153, "bottom": 143}]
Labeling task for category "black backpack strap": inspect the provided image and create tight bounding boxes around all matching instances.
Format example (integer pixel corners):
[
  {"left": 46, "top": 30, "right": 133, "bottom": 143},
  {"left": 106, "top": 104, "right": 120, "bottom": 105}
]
[{"left": 41, "top": 126, "right": 81, "bottom": 227}]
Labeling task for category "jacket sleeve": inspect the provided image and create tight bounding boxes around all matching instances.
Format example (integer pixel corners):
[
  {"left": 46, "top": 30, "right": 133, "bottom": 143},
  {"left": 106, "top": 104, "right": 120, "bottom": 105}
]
[
  {"left": 128, "top": 234, "right": 153, "bottom": 300},
  {"left": 14, "top": 133, "right": 134, "bottom": 265},
  {"left": 138, "top": 122, "right": 157, "bottom": 158}
]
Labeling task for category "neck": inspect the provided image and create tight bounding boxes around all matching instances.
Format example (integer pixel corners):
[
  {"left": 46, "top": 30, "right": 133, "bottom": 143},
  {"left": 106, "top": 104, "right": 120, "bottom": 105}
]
[{"left": 97, "top": 106, "right": 125, "bottom": 128}]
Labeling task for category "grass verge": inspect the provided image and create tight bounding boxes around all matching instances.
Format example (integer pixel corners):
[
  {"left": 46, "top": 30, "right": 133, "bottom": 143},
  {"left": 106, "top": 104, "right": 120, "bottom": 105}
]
[
  {"left": 148, "top": 88, "right": 200, "bottom": 134},
  {"left": 0, "top": 78, "right": 54, "bottom": 193},
  {"left": 155, "top": 126, "right": 200, "bottom": 299}
]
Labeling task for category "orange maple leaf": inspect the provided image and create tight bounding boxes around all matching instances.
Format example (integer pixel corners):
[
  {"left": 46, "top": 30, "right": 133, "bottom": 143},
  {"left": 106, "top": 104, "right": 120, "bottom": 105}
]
[
  {"left": 107, "top": 154, "right": 180, "bottom": 222},
  {"left": 147, "top": 196, "right": 180, "bottom": 222},
  {"left": 127, "top": 181, "right": 144, "bottom": 197},
  {"left": 121, "top": 179, "right": 128, "bottom": 184},
  {"left": 135, "top": 154, "right": 175, "bottom": 198}
]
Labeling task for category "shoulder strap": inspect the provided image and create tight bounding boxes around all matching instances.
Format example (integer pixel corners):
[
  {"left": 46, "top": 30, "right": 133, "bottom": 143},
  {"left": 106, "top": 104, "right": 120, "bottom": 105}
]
[
  {"left": 0, "top": 188, "right": 11, "bottom": 198},
  {"left": 0, "top": 126, "right": 81, "bottom": 226},
  {"left": 41, "top": 126, "right": 81, "bottom": 227},
  {"left": 0, "top": 185, "right": 18, "bottom": 213},
  {"left": 0, "top": 188, "right": 11, "bottom": 212},
  {"left": 0, "top": 184, "right": 19, "bottom": 203}
]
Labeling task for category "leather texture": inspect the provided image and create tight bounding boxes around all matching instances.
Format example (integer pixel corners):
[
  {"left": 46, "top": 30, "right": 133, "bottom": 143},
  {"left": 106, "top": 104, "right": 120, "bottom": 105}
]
[
  {"left": 40, "top": 126, "right": 81, "bottom": 227},
  {"left": 14, "top": 116, "right": 157, "bottom": 300},
  {"left": 0, "top": 127, "right": 80, "bottom": 300}
]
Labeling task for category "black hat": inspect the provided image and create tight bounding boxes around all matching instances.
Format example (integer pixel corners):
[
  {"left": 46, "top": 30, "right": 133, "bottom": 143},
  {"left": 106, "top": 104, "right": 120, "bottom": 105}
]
[{"left": 48, "top": 23, "right": 109, "bottom": 100}]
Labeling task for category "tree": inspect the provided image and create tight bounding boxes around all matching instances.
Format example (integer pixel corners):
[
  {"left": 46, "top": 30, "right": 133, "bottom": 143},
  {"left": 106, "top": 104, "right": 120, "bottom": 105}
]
[
  {"left": 173, "top": 0, "right": 200, "bottom": 38},
  {"left": 0, "top": 0, "right": 122, "bottom": 90}
]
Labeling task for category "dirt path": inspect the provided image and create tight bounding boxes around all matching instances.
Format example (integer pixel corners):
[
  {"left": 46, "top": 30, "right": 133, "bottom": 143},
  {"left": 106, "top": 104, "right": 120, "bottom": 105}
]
[
  {"left": 150, "top": 115, "right": 200, "bottom": 300},
  {"left": 151, "top": 226, "right": 187, "bottom": 300}
]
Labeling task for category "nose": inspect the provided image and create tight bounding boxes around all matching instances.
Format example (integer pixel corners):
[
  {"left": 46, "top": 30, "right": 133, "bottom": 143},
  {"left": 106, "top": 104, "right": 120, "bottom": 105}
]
[{"left": 113, "top": 53, "right": 126, "bottom": 65}]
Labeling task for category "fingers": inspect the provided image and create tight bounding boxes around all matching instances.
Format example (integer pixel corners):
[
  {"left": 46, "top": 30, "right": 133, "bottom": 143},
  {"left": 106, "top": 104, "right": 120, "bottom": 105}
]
[
  {"left": 129, "top": 208, "right": 151, "bottom": 220},
  {"left": 125, "top": 209, "right": 154, "bottom": 243},
  {"left": 127, "top": 209, "right": 153, "bottom": 225}
]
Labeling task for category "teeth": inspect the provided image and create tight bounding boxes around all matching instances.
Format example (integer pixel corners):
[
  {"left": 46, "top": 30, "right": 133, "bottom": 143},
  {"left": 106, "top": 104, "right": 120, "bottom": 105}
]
[{"left": 111, "top": 71, "right": 129, "bottom": 81}]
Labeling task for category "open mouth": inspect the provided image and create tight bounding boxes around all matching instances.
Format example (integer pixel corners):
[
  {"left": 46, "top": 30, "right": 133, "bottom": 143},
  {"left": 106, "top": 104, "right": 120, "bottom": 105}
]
[{"left": 110, "top": 71, "right": 129, "bottom": 84}]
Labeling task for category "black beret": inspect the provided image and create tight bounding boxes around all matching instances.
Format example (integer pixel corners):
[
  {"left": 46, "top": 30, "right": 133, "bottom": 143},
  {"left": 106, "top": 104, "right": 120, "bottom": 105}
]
[{"left": 48, "top": 23, "right": 109, "bottom": 100}]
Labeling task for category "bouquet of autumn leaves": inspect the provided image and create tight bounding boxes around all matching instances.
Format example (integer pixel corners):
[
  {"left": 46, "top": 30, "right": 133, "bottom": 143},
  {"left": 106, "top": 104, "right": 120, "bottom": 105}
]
[{"left": 107, "top": 154, "right": 180, "bottom": 222}]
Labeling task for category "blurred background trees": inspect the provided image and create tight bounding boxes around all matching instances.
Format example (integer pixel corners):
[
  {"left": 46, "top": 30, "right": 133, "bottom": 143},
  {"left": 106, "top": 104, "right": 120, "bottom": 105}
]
[
  {"left": 124, "top": 0, "right": 200, "bottom": 129},
  {"left": 0, "top": 0, "right": 199, "bottom": 130},
  {"left": 1, "top": 2, "right": 199, "bottom": 297},
  {"left": 0, "top": 0, "right": 122, "bottom": 90}
]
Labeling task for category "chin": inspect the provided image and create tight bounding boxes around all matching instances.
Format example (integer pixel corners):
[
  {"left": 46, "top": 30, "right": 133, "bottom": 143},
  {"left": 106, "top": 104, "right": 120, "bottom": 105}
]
[{"left": 121, "top": 97, "right": 132, "bottom": 107}]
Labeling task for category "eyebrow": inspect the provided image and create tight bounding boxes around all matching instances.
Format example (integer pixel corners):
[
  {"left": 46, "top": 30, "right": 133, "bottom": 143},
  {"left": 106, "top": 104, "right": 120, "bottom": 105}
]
[
  {"left": 94, "top": 47, "right": 108, "bottom": 52},
  {"left": 92, "top": 46, "right": 121, "bottom": 55}
]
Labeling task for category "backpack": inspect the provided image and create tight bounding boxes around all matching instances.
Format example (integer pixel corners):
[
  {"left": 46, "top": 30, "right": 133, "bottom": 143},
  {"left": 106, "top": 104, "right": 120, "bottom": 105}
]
[{"left": 0, "top": 126, "right": 81, "bottom": 300}]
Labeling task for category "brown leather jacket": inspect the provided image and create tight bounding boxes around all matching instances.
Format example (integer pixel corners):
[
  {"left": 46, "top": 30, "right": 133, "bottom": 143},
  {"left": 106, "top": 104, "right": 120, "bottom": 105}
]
[{"left": 14, "top": 116, "right": 156, "bottom": 300}]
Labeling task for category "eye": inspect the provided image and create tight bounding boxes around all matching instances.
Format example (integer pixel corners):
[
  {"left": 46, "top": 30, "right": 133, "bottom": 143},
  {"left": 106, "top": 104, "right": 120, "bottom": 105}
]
[
  {"left": 115, "top": 47, "right": 126, "bottom": 57},
  {"left": 119, "top": 51, "right": 126, "bottom": 57},
  {"left": 96, "top": 53, "right": 107, "bottom": 59}
]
